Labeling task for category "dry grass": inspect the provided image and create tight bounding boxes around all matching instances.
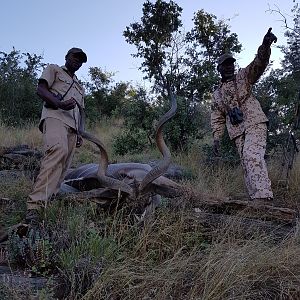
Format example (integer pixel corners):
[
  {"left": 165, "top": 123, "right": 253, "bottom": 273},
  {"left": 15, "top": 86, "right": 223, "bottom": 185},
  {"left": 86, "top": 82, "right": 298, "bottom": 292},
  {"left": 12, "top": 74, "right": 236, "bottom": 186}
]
[
  {"left": 0, "top": 122, "right": 42, "bottom": 148},
  {"left": 82, "top": 216, "right": 300, "bottom": 300},
  {"left": 1, "top": 121, "right": 300, "bottom": 299},
  {"left": 268, "top": 157, "right": 300, "bottom": 209}
]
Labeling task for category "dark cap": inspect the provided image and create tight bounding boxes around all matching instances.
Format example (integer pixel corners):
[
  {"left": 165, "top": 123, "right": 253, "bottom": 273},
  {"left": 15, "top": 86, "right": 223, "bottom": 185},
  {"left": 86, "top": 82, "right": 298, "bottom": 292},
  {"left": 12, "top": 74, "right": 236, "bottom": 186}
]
[
  {"left": 66, "top": 47, "right": 87, "bottom": 63},
  {"left": 217, "top": 53, "right": 236, "bottom": 66}
]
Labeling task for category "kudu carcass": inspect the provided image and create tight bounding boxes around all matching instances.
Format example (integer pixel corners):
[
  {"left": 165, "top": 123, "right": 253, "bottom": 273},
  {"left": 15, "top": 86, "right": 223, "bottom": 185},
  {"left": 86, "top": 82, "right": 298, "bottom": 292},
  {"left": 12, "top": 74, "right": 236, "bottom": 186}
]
[{"left": 61, "top": 86, "right": 184, "bottom": 219}]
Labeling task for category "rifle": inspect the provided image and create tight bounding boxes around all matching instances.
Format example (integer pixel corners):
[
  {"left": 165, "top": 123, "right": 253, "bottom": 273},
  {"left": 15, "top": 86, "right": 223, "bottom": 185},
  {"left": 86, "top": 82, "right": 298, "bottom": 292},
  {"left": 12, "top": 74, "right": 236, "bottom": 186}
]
[{"left": 279, "top": 90, "right": 300, "bottom": 188}]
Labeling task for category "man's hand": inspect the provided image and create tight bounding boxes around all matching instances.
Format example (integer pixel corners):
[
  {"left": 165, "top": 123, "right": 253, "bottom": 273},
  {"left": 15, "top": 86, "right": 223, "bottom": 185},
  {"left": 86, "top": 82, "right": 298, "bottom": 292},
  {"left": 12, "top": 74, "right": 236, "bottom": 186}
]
[
  {"left": 213, "top": 139, "right": 220, "bottom": 157},
  {"left": 57, "top": 97, "right": 77, "bottom": 111},
  {"left": 263, "top": 27, "right": 277, "bottom": 46},
  {"left": 76, "top": 135, "right": 83, "bottom": 148}
]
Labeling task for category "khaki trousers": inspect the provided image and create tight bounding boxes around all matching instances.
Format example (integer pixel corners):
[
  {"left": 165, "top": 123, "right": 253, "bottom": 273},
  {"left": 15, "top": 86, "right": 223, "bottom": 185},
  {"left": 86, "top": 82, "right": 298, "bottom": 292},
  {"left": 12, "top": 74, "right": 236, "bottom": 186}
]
[
  {"left": 28, "top": 118, "right": 77, "bottom": 209},
  {"left": 234, "top": 122, "right": 273, "bottom": 199}
]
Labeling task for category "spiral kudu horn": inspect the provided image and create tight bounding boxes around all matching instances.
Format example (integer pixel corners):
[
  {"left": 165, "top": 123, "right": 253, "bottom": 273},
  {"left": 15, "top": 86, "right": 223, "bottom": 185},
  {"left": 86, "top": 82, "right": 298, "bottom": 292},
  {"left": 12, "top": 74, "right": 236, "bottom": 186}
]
[
  {"left": 76, "top": 102, "right": 133, "bottom": 196},
  {"left": 138, "top": 85, "right": 177, "bottom": 194}
]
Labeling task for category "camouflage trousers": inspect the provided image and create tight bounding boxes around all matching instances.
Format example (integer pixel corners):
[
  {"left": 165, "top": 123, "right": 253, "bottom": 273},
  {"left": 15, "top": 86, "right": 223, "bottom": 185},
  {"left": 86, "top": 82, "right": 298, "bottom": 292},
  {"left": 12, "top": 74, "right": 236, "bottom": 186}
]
[{"left": 234, "top": 122, "right": 273, "bottom": 199}]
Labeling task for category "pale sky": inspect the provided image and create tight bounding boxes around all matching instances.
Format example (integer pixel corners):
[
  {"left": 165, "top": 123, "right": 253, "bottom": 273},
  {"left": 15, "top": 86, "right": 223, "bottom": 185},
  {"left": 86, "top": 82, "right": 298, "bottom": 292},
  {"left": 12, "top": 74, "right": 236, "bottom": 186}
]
[{"left": 0, "top": 0, "right": 296, "bottom": 84}]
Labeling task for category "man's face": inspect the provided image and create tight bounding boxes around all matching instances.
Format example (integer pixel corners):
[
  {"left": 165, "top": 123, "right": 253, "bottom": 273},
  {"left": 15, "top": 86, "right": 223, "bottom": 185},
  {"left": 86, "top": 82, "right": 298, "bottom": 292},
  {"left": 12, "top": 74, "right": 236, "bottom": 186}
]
[
  {"left": 218, "top": 60, "right": 235, "bottom": 80},
  {"left": 65, "top": 53, "right": 83, "bottom": 73}
]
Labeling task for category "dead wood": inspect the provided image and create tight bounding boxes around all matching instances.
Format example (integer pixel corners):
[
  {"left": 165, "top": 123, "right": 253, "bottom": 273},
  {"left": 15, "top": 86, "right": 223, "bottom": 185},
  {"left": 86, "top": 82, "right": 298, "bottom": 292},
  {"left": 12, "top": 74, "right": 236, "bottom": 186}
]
[
  {"left": 191, "top": 210, "right": 295, "bottom": 240},
  {"left": 193, "top": 195, "right": 297, "bottom": 225}
]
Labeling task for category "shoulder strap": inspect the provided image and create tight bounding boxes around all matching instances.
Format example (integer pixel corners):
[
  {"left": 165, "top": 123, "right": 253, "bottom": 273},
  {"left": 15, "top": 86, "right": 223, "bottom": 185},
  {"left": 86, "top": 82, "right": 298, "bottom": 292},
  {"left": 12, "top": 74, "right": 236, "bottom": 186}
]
[
  {"left": 59, "top": 66, "right": 76, "bottom": 100},
  {"left": 60, "top": 79, "right": 75, "bottom": 100}
]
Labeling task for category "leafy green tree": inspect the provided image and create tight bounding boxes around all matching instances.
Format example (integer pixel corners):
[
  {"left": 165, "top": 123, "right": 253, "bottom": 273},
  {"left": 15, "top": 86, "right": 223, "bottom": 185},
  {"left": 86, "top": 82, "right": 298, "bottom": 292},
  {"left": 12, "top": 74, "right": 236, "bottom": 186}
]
[
  {"left": 84, "top": 67, "right": 130, "bottom": 123},
  {"left": 273, "top": 4, "right": 300, "bottom": 152},
  {"left": 184, "top": 9, "right": 242, "bottom": 102},
  {"left": 123, "top": 0, "right": 183, "bottom": 88},
  {"left": 279, "top": 4, "right": 300, "bottom": 92},
  {"left": 112, "top": 86, "right": 158, "bottom": 155},
  {"left": 179, "top": 9, "right": 242, "bottom": 152},
  {"left": 251, "top": 4, "right": 300, "bottom": 154},
  {"left": 123, "top": 0, "right": 242, "bottom": 152},
  {"left": 0, "top": 49, "right": 45, "bottom": 125}
]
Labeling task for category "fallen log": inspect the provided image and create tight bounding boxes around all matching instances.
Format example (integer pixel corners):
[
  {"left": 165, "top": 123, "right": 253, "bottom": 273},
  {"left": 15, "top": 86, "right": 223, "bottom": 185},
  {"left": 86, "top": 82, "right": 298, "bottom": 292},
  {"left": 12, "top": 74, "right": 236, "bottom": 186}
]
[
  {"left": 0, "top": 145, "right": 42, "bottom": 172},
  {"left": 191, "top": 209, "right": 296, "bottom": 240},
  {"left": 192, "top": 195, "right": 298, "bottom": 225}
]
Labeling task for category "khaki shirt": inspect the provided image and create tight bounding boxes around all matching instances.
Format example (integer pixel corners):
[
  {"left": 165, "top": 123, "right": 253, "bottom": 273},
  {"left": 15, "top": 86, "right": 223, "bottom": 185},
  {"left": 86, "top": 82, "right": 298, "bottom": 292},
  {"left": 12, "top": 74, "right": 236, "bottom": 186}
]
[
  {"left": 211, "top": 44, "right": 270, "bottom": 140},
  {"left": 38, "top": 64, "right": 85, "bottom": 132}
]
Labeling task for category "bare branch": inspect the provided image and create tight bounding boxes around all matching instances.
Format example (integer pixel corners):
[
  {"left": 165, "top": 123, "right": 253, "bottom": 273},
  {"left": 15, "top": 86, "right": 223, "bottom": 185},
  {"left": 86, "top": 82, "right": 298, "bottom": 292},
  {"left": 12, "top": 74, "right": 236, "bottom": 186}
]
[{"left": 266, "top": 3, "right": 298, "bottom": 34}]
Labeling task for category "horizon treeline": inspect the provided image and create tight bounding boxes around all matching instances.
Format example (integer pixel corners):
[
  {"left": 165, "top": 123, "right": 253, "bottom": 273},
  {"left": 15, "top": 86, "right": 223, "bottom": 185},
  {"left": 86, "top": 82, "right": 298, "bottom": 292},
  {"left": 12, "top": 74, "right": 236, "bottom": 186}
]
[{"left": 0, "top": 1, "right": 299, "bottom": 158}]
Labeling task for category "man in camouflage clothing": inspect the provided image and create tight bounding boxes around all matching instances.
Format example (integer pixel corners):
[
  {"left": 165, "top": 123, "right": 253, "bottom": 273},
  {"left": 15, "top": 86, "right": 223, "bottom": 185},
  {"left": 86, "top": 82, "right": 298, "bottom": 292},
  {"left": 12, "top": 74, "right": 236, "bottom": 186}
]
[{"left": 211, "top": 28, "right": 277, "bottom": 203}]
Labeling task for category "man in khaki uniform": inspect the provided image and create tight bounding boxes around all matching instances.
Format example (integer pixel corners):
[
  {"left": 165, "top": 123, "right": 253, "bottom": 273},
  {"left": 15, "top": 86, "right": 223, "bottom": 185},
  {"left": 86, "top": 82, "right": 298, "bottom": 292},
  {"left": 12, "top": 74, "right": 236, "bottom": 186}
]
[
  {"left": 211, "top": 28, "right": 277, "bottom": 203},
  {"left": 26, "top": 48, "right": 87, "bottom": 223}
]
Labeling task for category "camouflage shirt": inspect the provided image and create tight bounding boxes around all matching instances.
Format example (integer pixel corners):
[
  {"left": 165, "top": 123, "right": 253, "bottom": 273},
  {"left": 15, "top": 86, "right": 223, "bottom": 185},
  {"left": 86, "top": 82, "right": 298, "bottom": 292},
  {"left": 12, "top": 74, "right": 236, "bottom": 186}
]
[{"left": 211, "top": 44, "right": 270, "bottom": 140}]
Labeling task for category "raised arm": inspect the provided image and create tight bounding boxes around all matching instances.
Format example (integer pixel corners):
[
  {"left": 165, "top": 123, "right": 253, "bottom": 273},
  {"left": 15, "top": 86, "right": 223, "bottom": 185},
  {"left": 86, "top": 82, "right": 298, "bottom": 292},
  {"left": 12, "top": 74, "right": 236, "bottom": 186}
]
[{"left": 245, "top": 27, "right": 277, "bottom": 84}]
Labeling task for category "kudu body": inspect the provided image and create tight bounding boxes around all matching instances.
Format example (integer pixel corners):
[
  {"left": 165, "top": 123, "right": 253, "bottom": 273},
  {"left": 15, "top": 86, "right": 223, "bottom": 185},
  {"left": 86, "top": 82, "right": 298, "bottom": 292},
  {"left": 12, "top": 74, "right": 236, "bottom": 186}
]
[{"left": 61, "top": 87, "right": 183, "bottom": 215}]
